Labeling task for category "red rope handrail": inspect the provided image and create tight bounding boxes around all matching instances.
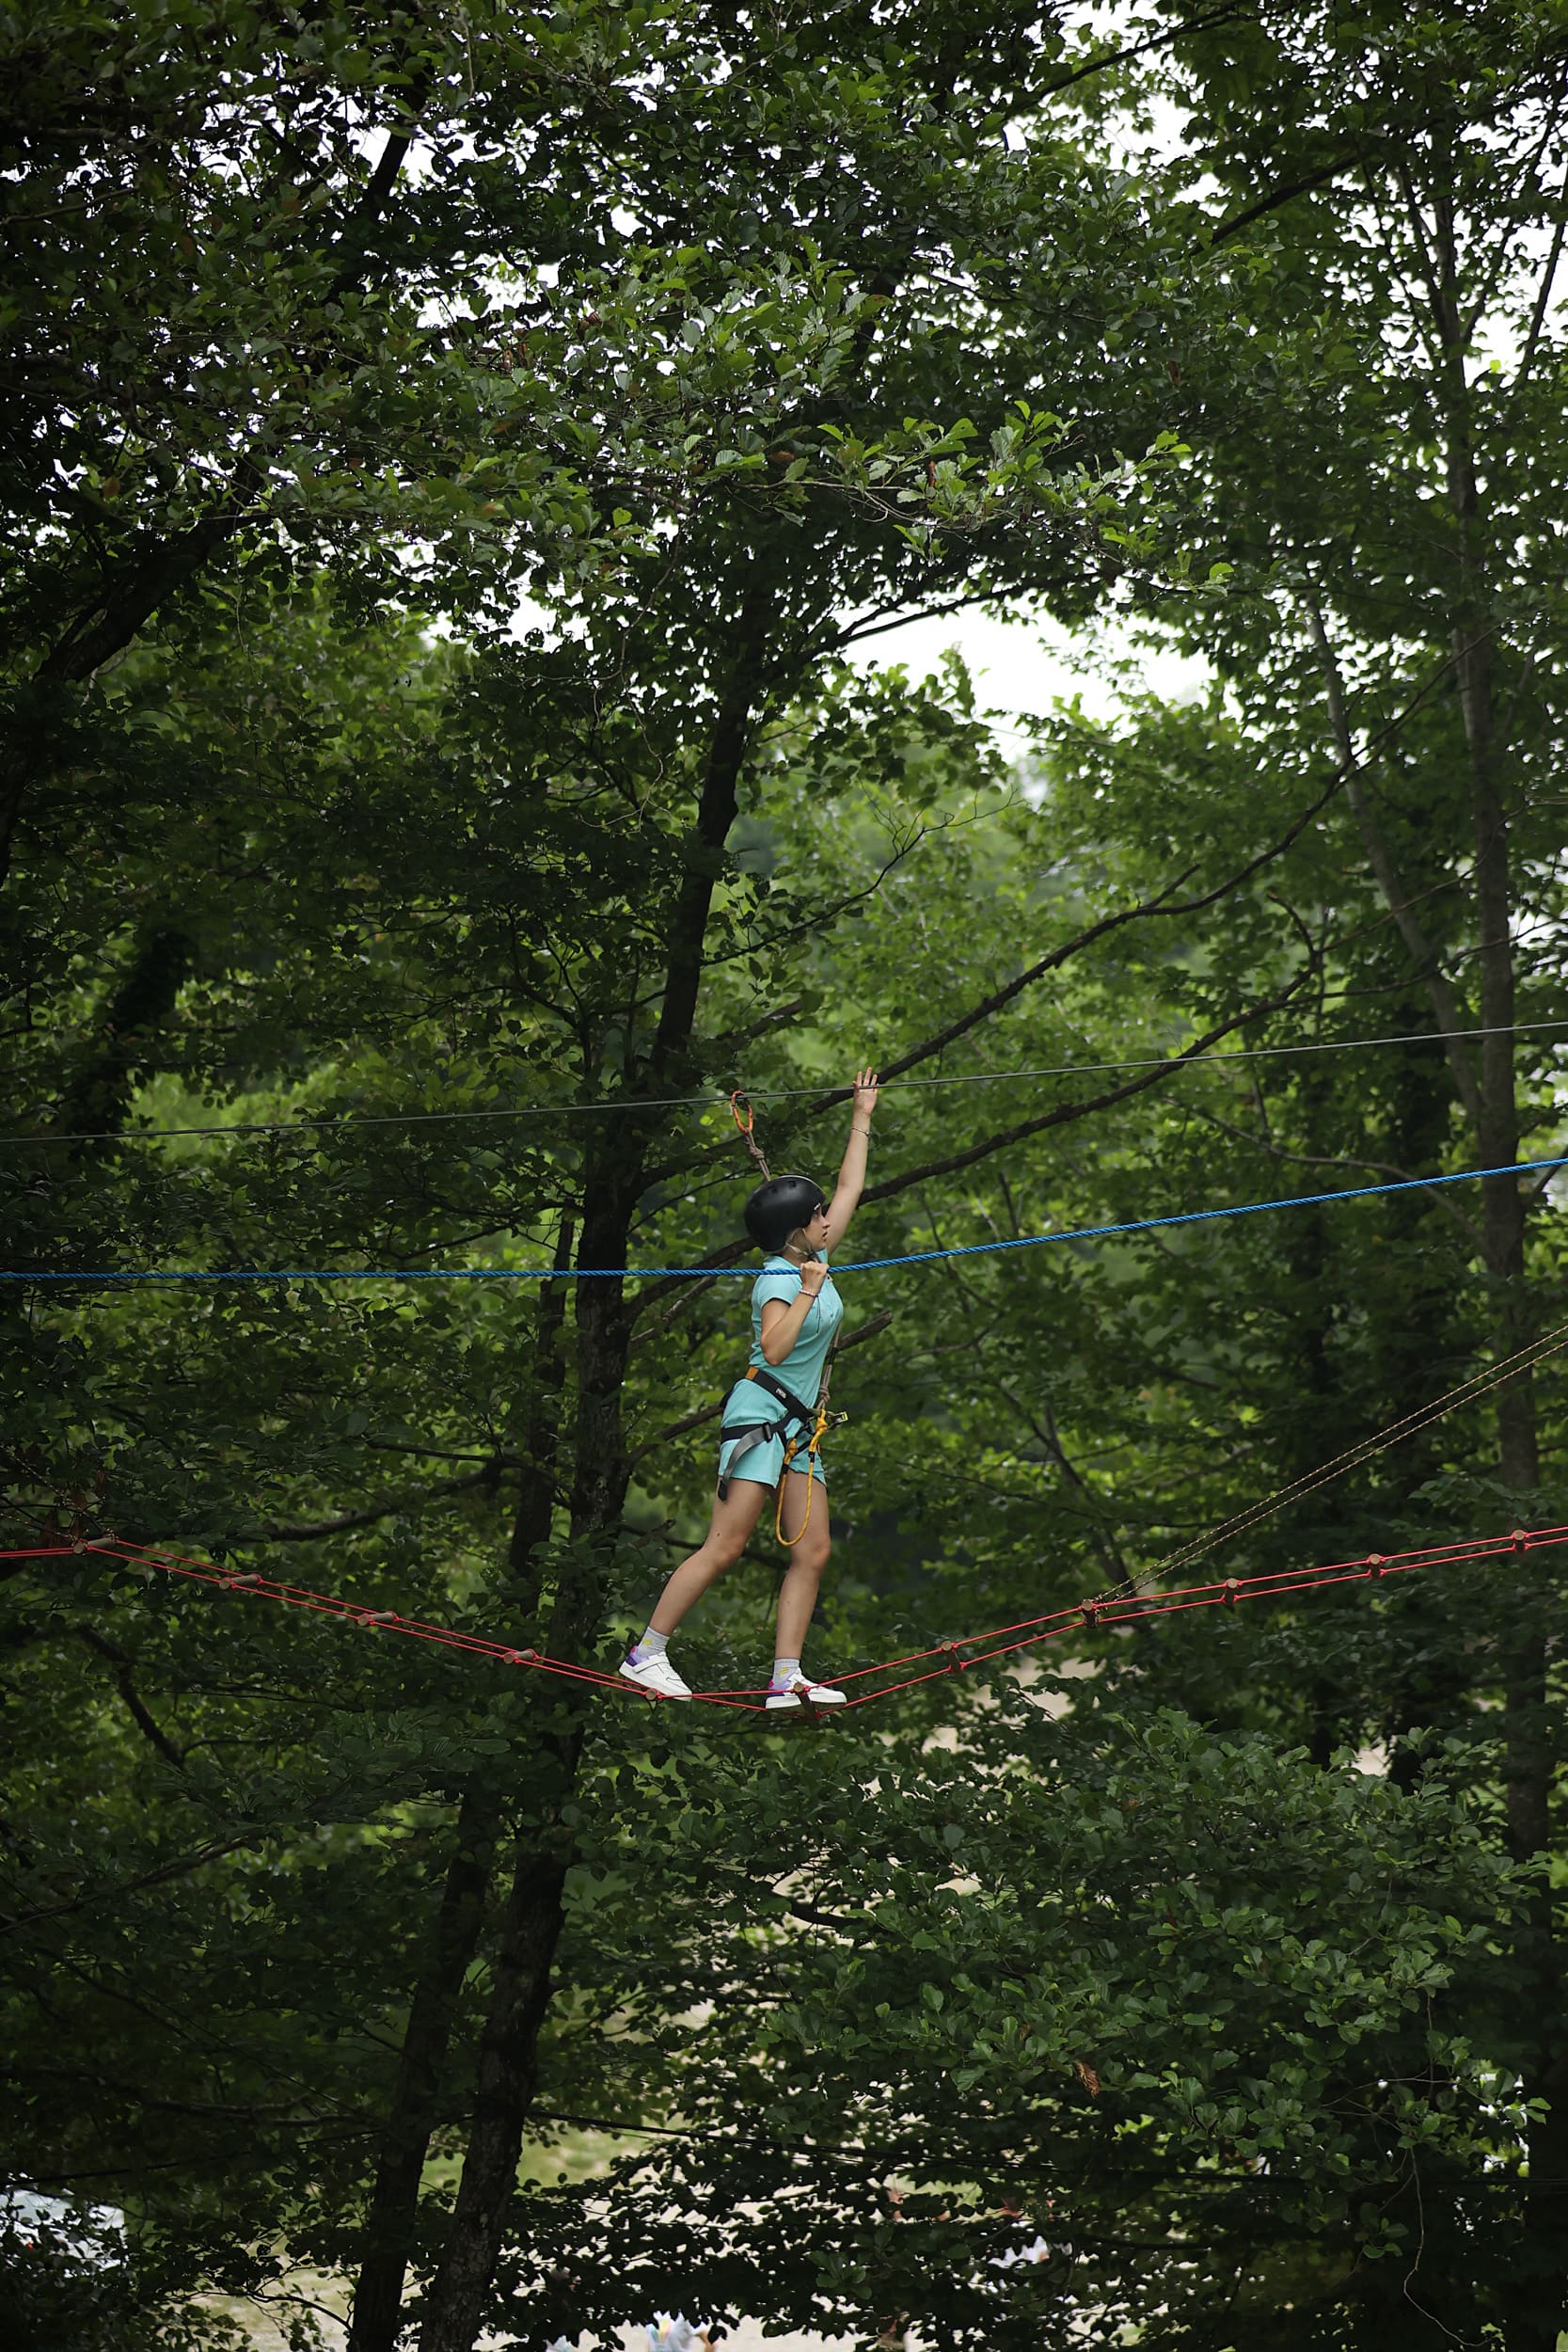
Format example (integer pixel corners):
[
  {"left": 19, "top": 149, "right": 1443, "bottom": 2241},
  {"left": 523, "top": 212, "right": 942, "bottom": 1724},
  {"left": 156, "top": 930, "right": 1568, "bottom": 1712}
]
[{"left": 8, "top": 1523, "right": 1565, "bottom": 1713}]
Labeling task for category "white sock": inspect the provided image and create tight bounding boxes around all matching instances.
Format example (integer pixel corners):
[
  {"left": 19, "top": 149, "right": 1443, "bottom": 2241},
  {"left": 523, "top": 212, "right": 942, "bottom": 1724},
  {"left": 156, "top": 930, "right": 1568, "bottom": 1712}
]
[
  {"left": 771, "top": 1654, "right": 802, "bottom": 1690},
  {"left": 629, "top": 1627, "right": 669, "bottom": 1664}
]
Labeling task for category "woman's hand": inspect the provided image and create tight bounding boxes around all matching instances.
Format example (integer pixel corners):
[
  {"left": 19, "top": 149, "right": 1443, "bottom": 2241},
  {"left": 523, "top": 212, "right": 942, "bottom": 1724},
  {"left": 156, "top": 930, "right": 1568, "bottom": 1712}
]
[
  {"left": 799, "top": 1258, "right": 830, "bottom": 1296},
  {"left": 852, "top": 1066, "right": 879, "bottom": 1118}
]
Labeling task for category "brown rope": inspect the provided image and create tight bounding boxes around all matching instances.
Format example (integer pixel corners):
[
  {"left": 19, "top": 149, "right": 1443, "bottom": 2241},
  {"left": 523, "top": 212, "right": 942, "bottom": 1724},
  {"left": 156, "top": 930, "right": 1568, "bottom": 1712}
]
[
  {"left": 730, "top": 1089, "right": 772, "bottom": 1182},
  {"left": 1101, "top": 1314, "right": 1568, "bottom": 1604}
]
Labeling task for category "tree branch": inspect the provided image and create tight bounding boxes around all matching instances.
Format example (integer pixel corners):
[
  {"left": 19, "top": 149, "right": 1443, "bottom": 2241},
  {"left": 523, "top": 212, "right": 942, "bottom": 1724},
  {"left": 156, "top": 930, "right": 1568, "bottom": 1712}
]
[
  {"left": 1178, "top": 1102, "right": 1483, "bottom": 1250},
  {"left": 1505, "top": 165, "right": 1568, "bottom": 414},
  {"left": 647, "top": 584, "right": 777, "bottom": 1086},
  {"left": 854, "top": 968, "right": 1318, "bottom": 1210},
  {"left": 791, "top": 671, "right": 1451, "bottom": 1132},
  {"left": 74, "top": 1625, "right": 187, "bottom": 1769},
  {"left": 706, "top": 997, "right": 807, "bottom": 1060},
  {"left": 781, "top": 1898, "right": 891, "bottom": 1944},
  {"left": 1304, "top": 599, "right": 1486, "bottom": 1127},
  {"left": 1, "top": 1834, "right": 260, "bottom": 1937},
  {"left": 924, "top": 1221, "right": 1135, "bottom": 1589},
  {"left": 1211, "top": 153, "right": 1360, "bottom": 246},
  {"left": 1041, "top": 0, "right": 1259, "bottom": 101},
  {"left": 258, "top": 1464, "right": 503, "bottom": 1542},
  {"left": 55, "top": 926, "right": 195, "bottom": 1145},
  {"left": 364, "top": 1440, "right": 519, "bottom": 1467},
  {"left": 626, "top": 827, "right": 1348, "bottom": 1330}
]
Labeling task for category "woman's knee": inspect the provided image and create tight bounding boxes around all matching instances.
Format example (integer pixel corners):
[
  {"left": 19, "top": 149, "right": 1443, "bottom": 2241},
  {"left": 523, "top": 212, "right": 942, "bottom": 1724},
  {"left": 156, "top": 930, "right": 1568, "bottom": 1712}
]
[
  {"left": 790, "top": 1532, "right": 832, "bottom": 1580},
  {"left": 704, "top": 1529, "right": 749, "bottom": 1572},
  {"left": 799, "top": 1510, "right": 832, "bottom": 1575}
]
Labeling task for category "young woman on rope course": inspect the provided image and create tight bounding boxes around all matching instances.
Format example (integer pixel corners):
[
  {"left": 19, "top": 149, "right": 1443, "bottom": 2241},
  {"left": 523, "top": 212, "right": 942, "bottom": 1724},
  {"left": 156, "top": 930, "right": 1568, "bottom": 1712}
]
[{"left": 620, "top": 1069, "right": 880, "bottom": 1709}]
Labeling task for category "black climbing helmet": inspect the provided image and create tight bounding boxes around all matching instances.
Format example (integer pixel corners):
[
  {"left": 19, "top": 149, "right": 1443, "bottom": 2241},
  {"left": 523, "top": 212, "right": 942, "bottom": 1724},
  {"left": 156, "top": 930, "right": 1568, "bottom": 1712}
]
[{"left": 744, "top": 1174, "right": 828, "bottom": 1254}]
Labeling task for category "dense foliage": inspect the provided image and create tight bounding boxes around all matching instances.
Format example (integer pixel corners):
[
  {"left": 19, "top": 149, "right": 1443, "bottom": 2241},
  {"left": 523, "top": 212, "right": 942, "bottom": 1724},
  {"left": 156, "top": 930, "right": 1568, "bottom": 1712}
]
[{"left": 7, "top": 3, "right": 1568, "bottom": 2348}]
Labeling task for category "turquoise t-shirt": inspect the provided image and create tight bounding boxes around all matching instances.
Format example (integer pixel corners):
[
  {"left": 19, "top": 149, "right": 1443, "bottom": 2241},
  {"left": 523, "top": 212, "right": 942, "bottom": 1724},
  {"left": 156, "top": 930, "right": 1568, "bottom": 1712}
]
[{"left": 741, "top": 1253, "right": 844, "bottom": 1408}]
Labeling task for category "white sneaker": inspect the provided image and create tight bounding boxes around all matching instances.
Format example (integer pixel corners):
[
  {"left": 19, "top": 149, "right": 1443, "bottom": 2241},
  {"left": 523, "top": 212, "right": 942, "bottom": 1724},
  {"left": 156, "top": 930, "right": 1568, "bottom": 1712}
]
[
  {"left": 619, "top": 1650, "right": 692, "bottom": 1701},
  {"left": 765, "top": 1675, "right": 847, "bottom": 1711}
]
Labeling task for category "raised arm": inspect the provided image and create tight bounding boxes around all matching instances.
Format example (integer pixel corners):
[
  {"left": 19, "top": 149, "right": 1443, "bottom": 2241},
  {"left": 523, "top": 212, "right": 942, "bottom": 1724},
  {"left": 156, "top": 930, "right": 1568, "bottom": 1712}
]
[{"left": 821, "top": 1067, "right": 879, "bottom": 1253}]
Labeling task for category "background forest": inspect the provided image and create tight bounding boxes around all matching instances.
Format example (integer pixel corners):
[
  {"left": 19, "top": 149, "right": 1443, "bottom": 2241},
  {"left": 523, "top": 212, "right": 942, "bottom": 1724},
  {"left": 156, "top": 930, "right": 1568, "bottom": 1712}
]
[{"left": 7, "top": 1, "right": 1568, "bottom": 2347}]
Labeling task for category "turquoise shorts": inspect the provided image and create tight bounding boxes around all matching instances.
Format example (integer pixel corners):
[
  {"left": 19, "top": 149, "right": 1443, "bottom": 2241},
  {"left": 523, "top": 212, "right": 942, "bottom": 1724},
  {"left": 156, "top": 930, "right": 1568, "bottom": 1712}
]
[{"left": 717, "top": 1419, "right": 828, "bottom": 1496}]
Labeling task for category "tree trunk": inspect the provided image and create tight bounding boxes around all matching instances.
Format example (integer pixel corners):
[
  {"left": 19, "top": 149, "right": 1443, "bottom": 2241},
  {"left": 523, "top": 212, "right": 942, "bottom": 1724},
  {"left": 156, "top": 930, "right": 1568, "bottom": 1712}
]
[
  {"left": 346, "top": 1228, "right": 574, "bottom": 2352},
  {"left": 415, "top": 601, "right": 778, "bottom": 2352},
  {"left": 55, "top": 926, "right": 196, "bottom": 1144},
  {"left": 1458, "top": 634, "right": 1563, "bottom": 2352},
  {"left": 1430, "top": 221, "right": 1563, "bottom": 2341},
  {"left": 1463, "top": 678, "right": 1565, "bottom": 2352},
  {"left": 1313, "top": 153, "right": 1566, "bottom": 2336},
  {"left": 346, "top": 1795, "right": 501, "bottom": 2352},
  {"left": 415, "top": 1174, "right": 634, "bottom": 2352},
  {"left": 508, "top": 1216, "right": 576, "bottom": 1607},
  {"left": 413, "top": 1836, "right": 575, "bottom": 2352}
]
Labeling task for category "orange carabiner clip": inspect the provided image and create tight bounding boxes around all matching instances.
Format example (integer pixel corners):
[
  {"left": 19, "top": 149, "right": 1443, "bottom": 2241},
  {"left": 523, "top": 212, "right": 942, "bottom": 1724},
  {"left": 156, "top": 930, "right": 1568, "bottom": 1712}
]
[{"left": 731, "top": 1088, "right": 771, "bottom": 1178}]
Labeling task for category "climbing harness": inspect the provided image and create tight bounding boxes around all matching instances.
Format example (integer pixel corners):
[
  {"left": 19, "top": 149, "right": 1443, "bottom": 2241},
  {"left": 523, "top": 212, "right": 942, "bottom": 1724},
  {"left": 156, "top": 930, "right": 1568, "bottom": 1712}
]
[
  {"left": 716, "top": 1364, "right": 846, "bottom": 1546},
  {"left": 717, "top": 1366, "right": 817, "bottom": 1499}
]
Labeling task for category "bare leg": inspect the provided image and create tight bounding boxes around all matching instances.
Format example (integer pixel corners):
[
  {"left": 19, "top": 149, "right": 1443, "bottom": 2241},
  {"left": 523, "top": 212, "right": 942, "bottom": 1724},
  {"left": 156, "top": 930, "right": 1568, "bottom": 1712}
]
[
  {"left": 773, "top": 1471, "right": 832, "bottom": 1660},
  {"left": 647, "top": 1480, "right": 772, "bottom": 1635}
]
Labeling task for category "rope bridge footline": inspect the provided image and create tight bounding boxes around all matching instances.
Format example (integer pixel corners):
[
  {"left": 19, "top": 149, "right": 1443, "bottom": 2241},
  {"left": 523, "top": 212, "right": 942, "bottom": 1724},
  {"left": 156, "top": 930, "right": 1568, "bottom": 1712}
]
[{"left": 8, "top": 1525, "right": 1568, "bottom": 1714}]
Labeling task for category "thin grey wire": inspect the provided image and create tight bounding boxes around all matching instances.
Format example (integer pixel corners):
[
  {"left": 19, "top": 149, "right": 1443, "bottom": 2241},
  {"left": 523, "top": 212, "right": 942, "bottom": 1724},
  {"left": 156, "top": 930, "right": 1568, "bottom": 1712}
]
[{"left": 7, "top": 1017, "right": 1567, "bottom": 1150}]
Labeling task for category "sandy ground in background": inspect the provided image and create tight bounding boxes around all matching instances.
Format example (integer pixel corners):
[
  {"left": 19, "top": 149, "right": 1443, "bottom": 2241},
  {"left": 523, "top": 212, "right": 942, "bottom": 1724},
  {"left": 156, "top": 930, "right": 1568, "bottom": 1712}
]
[{"left": 229, "top": 2295, "right": 858, "bottom": 2350}]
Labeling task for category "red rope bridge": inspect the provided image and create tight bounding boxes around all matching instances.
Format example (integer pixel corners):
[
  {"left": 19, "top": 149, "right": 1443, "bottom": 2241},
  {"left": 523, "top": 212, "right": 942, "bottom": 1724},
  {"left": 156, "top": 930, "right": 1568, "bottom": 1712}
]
[{"left": 8, "top": 1524, "right": 1566, "bottom": 1713}]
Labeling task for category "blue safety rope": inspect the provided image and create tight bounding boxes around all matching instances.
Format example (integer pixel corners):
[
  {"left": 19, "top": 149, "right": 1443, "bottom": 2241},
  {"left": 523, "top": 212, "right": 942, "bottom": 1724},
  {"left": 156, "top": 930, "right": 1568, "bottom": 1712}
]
[{"left": 6, "top": 1152, "right": 1564, "bottom": 1285}]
